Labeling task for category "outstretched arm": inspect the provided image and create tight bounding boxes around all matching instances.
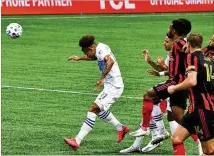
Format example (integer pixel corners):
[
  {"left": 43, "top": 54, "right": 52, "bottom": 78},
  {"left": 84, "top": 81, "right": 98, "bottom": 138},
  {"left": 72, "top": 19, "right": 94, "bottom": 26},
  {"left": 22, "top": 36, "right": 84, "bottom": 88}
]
[{"left": 67, "top": 55, "right": 96, "bottom": 61}]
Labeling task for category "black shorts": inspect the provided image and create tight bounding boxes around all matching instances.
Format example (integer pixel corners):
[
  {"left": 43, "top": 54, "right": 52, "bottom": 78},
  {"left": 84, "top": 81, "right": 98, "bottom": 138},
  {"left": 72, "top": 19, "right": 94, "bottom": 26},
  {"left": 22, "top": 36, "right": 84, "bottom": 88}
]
[
  {"left": 153, "top": 79, "right": 187, "bottom": 110},
  {"left": 181, "top": 108, "right": 214, "bottom": 142}
]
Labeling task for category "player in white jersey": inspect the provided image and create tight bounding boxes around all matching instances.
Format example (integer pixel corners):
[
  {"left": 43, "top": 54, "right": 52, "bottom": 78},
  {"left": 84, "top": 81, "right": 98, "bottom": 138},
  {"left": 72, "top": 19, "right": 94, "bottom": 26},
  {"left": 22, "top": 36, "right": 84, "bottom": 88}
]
[
  {"left": 64, "top": 35, "right": 129, "bottom": 151},
  {"left": 120, "top": 35, "right": 173, "bottom": 153}
]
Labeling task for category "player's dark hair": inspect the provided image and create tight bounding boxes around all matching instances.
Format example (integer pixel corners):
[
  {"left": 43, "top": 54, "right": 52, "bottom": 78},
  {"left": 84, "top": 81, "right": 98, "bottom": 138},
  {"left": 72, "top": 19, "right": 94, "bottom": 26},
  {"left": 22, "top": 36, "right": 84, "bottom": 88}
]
[
  {"left": 79, "top": 35, "right": 95, "bottom": 51},
  {"left": 172, "top": 18, "right": 191, "bottom": 36},
  {"left": 187, "top": 33, "right": 203, "bottom": 48}
]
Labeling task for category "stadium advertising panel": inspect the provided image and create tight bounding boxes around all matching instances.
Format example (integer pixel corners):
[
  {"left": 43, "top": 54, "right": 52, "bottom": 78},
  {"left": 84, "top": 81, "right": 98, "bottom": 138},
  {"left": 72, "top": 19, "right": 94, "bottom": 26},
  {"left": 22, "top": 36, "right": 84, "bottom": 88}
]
[{"left": 1, "top": 0, "right": 213, "bottom": 15}]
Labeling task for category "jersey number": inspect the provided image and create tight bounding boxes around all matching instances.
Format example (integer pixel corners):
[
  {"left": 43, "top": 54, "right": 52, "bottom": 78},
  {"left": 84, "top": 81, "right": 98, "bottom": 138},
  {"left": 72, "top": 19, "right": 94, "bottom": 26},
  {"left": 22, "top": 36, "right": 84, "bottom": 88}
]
[{"left": 204, "top": 63, "right": 214, "bottom": 81}]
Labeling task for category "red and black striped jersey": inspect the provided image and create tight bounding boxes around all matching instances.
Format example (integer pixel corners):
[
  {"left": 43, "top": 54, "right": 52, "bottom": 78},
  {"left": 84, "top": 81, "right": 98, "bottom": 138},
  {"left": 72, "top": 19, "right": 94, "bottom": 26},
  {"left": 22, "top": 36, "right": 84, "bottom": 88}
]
[
  {"left": 186, "top": 50, "right": 214, "bottom": 113},
  {"left": 169, "top": 38, "right": 187, "bottom": 80},
  {"left": 202, "top": 45, "right": 214, "bottom": 60}
]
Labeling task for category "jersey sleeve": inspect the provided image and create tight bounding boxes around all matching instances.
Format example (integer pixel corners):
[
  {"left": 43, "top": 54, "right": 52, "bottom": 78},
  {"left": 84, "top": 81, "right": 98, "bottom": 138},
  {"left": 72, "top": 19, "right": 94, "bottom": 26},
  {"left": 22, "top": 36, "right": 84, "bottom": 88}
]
[
  {"left": 186, "top": 53, "right": 199, "bottom": 72},
  {"left": 96, "top": 47, "right": 110, "bottom": 61}
]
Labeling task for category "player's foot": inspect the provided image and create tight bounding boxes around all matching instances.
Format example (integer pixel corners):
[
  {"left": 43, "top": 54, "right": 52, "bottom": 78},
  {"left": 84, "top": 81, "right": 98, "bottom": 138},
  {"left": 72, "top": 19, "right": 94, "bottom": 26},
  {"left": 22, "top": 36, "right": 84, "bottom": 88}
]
[
  {"left": 64, "top": 138, "right": 79, "bottom": 151},
  {"left": 120, "top": 146, "right": 141, "bottom": 153},
  {"left": 129, "top": 127, "right": 150, "bottom": 137},
  {"left": 117, "top": 125, "right": 130, "bottom": 143},
  {"left": 142, "top": 140, "right": 163, "bottom": 152},
  {"left": 151, "top": 131, "right": 170, "bottom": 145}
]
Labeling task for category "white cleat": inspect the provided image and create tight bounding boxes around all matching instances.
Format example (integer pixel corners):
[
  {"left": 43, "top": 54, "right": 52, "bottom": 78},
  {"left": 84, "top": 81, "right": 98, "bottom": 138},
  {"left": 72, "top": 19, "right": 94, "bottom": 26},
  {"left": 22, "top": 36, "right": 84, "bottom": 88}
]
[
  {"left": 129, "top": 128, "right": 150, "bottom": 137},
  {"left": 120, "top": 146, "right": 141, "bottom": 153},
  {"left": 151, "top": 131, "right": 170, "bottom": 145},
  {"left": 142, "top": 140, "right": 163, "bottom": 152}
]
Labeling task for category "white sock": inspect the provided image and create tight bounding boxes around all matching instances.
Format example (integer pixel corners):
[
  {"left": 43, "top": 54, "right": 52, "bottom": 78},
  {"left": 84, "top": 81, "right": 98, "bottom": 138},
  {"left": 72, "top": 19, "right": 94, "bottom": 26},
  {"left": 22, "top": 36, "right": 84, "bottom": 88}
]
[
  {"left": 149, "top": 119, "right": 159, "bottom": 140},
  {"left": 75, "top": 112, "right": 96, "bottom": 145},
  {"left": 169, "top": 120, "right": 178, "bottom": 135},
  {"left": 132, "top": 136, "right": 144, "bottom": 148},
  {"left": 98, "top": 110, "right": 122, "bottom": 131},
  {"left": 152, "top": 105, "right": 166, "bottom": 134}
]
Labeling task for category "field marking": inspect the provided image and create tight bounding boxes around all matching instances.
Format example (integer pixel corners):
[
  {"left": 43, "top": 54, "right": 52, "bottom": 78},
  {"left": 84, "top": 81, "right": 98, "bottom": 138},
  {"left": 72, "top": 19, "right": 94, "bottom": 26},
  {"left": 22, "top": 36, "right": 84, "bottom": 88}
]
[
  {"left": 2, "top": 13, "right": 212, "bottom": 20},
  {"left": 1, "top": 85, "right": 143, "bottom": 100}
]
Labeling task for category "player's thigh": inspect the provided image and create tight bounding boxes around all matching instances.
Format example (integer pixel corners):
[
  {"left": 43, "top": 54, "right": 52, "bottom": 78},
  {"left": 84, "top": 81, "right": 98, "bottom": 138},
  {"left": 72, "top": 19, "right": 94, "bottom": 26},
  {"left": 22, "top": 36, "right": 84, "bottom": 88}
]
[
  {"left": 201, "top": 138, "right": 214, "bottom": 154},
  {"left": 94, "top": 85, "right": 123, "bottom": 111},
  {"left": 153, "top": 79, "right": 177, "bottom": 100}
]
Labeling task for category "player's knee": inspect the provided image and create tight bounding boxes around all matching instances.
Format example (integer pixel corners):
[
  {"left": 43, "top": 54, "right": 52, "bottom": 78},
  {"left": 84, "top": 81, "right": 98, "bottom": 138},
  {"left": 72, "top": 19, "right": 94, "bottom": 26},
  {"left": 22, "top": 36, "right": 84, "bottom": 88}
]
[
  {"left": 171, "top": 135, "right": 184, "bottom": 144},
  {"left": 203, "top": 148, "right": 214, "bottom": 155},
  {"left": 88, "top": 103, "right": 101, "bottom": 114}
]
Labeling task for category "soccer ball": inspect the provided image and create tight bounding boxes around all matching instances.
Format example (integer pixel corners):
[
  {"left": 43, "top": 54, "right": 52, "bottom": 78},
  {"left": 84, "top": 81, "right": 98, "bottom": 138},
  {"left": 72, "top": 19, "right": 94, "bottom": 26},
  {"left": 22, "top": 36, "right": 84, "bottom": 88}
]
[{"left": 6, "top": 23, "right": 23, "bottom": 39}]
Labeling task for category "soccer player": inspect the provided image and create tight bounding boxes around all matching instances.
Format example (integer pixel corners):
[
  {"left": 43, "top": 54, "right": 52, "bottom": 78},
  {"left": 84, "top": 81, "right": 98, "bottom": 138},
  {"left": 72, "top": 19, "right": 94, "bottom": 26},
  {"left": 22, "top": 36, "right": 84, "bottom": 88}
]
[
  {"left": 64, "top": 35, "right": 129, "bottom": 151},
  {"left": 120, "top": 35, "right": 173, "bottom": 153},
  {"left": 202, "top": 34, "right": 214, "bottom": 60},
  {"left": 129, "top": 18, "right": 191, "bottom": 143},
  {"left": 168, "top": 33, "right": 214, "bottom": 155}
]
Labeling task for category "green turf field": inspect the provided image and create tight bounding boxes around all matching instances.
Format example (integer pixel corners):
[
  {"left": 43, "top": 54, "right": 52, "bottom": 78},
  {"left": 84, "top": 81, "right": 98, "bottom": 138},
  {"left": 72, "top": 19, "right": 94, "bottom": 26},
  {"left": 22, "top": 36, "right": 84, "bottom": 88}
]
[{"left": 2, "top": 13, "right": 214, "bottom": 155}]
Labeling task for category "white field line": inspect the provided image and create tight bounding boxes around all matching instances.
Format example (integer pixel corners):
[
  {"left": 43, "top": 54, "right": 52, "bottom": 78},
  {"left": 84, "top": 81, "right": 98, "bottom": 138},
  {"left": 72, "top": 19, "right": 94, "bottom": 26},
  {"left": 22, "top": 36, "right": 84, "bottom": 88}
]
[
  {"left": 1, "top": 13, "right": 212, "bottom": 20},
  {"left": 1, "top": 85, "right": 143, "bottom": 100}
]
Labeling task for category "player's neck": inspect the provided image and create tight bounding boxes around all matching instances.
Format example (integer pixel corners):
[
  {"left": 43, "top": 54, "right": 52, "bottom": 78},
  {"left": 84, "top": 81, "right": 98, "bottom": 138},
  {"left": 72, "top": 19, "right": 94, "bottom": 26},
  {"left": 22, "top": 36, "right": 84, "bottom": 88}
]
[
  {"left": 173, "top": 34, "right": 183, "bottom": 42},
  {"left": 190, "top": 48, "right": 201, "bottom": 53}
]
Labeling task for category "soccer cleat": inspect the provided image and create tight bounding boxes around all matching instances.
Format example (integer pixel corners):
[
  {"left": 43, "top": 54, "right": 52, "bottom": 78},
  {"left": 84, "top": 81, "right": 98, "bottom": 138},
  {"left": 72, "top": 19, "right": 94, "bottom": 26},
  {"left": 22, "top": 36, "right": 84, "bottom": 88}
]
[
  {"left": 151, "top": 131, "right": 170, "bottom": 145},
  {"left": 129, "top": 128, "right": 150, "bottom": 137},
  {"left": 117, "top": 125, "right": 130, "bottom": 143},
  {"left": 142, "top": 140, "right": 163, "bottom": 152},
  {"left": 64, "top": 138, "right": 79, "bottom": 151},
  {"left": 120, "top": 146, "right": 141, "bottom": 153}
]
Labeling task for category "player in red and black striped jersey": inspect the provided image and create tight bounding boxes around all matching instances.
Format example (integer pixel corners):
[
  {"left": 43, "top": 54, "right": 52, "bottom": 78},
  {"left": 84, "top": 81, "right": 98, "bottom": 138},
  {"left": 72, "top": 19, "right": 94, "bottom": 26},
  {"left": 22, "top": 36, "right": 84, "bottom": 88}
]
[
  {"left": 168, "top": 33, "right": 214, "bottom": 155},
  {"left": 202, "top": 34, "right": 214, "bottom": 60},
  {"left": 130, "top": 18, "right": 193, "bottom": 141}
]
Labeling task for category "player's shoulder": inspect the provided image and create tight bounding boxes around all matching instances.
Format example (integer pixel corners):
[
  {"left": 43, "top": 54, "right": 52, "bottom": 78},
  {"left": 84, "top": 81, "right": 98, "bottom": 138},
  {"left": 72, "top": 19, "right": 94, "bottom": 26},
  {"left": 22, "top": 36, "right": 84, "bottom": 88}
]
[{"left": 174, "top": 38, "right": 186, "bottom": 50}]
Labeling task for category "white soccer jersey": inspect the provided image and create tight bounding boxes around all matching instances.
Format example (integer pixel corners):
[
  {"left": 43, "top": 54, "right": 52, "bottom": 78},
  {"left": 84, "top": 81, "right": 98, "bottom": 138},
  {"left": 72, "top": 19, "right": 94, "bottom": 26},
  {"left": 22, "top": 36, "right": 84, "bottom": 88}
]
[
  {"left": 165, "top": 52, "right": 170, "bottom": 67},
  {"left": 95, "top": 43, "right": 123, "bottom": 88}
]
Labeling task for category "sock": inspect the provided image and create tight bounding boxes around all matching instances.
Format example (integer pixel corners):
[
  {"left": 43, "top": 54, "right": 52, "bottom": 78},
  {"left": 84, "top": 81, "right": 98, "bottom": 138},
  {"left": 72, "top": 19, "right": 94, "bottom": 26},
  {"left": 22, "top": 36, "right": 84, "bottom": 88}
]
[
  {"left": 142, "top": 99, "right": 153, "bottom": 128},
  {"left": 190, "top": 134, "right": 199, "bottom": 144},
  {"left": 132, "top": 136, "right": 144, "bottom": 148},
  {"left": 75, "top": 112, "right": 96, "bottom": 145},
  {"left": 150, "top": 119, "right": 159, "bottom": 140},
  {"left": 98, "top": 110, "right": 122, "bottom": 131},
  {"left": 169, "top": 120, "right": 179, "bottom": 135},
  {"left": 152, "top": 105, "right": 166, "bottom": 134},
  {"left": 172, "top": 141, "right": 186, "bottom": 155}
]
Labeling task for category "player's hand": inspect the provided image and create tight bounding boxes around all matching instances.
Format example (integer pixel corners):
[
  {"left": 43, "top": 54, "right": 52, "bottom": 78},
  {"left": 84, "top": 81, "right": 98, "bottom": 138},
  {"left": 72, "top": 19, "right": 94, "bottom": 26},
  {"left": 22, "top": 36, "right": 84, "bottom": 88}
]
[
  {"left": 94, "top": 78, "right": 104, "bottom": 91},
  {"left": 67, "top": 56, "right": 80, "bottom": 61},
  {"left": 142, "top": 49, "right": 151, "bottom": 62},
  {"left": 147, "top": 69, "right": 160, "bottom": 76},
  {"left": 157, "top": 56, "right": 165, "bottom": 65},
  {"left": 168, "top": 85, "right": 176, "bottom": 94}
]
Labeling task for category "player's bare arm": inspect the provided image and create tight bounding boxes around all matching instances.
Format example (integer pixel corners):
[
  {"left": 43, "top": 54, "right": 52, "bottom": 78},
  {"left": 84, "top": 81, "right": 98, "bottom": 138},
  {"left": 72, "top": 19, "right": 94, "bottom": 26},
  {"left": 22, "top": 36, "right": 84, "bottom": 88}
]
[
  {"left": 67, "top": 55, "right": 95, "bottom": 61},
  {"left": 95, "top": 55, "right": 114, "bottom": 90},
  {"left": 142, "top": 49, "right": 165, "bottom": 72},
  {"left": 168, "top": 71, "right": 197, "bottom": 94}
]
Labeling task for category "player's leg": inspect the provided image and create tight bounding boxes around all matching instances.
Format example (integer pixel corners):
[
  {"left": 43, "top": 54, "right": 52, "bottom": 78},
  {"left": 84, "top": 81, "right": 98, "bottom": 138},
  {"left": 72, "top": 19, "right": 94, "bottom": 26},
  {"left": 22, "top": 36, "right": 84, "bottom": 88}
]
[
  {"left": 64, "top": 102, "right": 101, "bottom": 151},
  {"left": 129, "top": 88, "right": 157, "bottom": 137},
  {"left": 171, "top": 124, "right": 190, "bottom": 155},
  {"left": 170, "top": 93, "right": 202, "bottom": 154},
  {"left": 97, "top": 85, "right": 129, "bottom": 143},
  {"left": 120, "top": 122, "right": 144, "bottom": 153}
]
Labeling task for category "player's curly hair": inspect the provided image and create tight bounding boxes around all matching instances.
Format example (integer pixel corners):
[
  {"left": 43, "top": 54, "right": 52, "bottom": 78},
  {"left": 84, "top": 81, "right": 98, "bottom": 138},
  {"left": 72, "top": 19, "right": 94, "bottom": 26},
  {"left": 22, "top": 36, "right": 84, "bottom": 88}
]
[
  {"left": 172, "top": 18, "right": 191, "bottom": 36},
  {"left": 79, "top": 35, "right": 95, "bottom": 51}
]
